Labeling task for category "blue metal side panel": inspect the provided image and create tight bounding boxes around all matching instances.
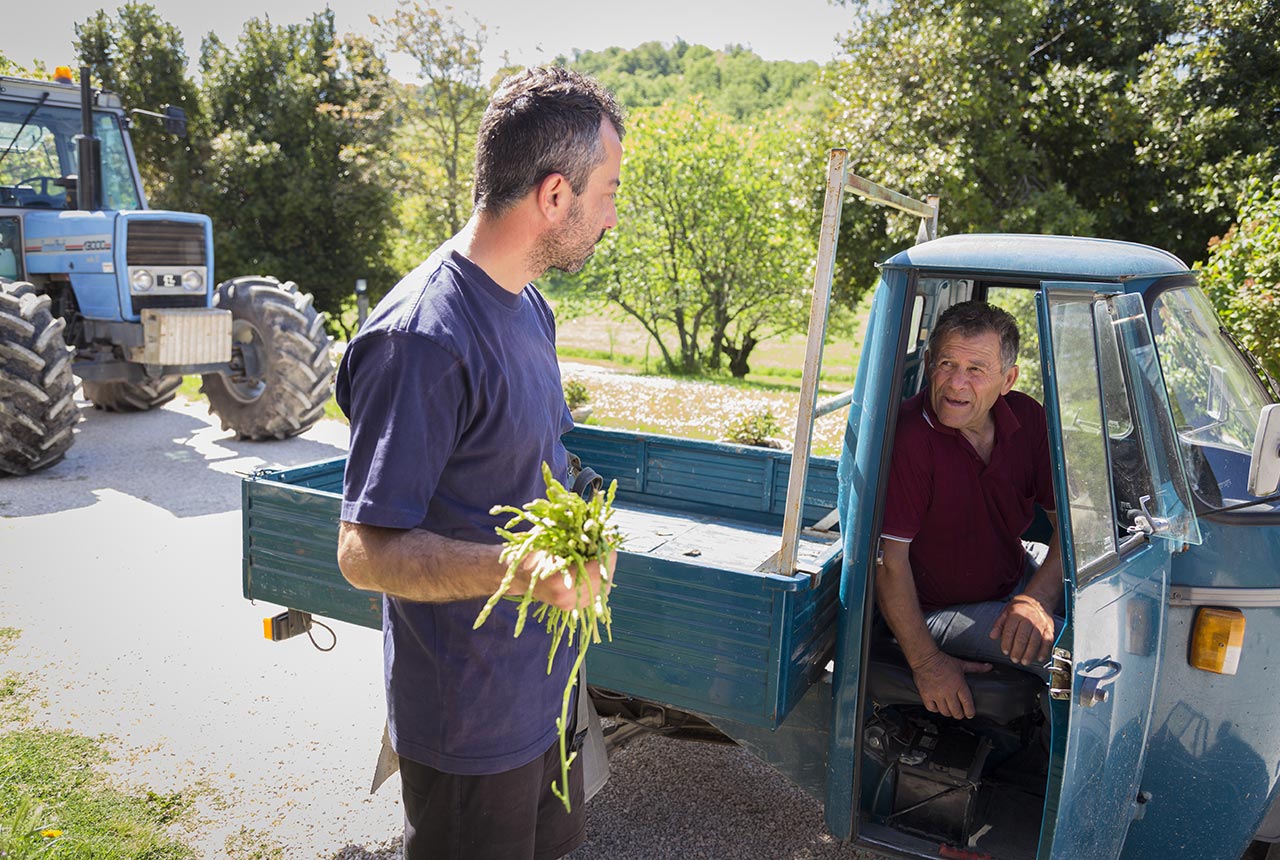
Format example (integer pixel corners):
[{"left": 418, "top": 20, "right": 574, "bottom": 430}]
[
  {"left": 825, "top": 275, "right": 913, "bottom": 840},
  {"left": 1121, "top": 516, "right": 1280, "bottom": 860},
  {"left": 779, "top": 564, "right": 842, "bottom": 712},
  {"left": 646, "top": 440, "right": 778, "bottom": 513},
  {"left": 242, "top": 449, "right": 840, "bottom": 727},
  {"left": 563, "top": 428, "right": 645, "bottom": 492},
  {"left": 243, "top": 476, "right": 381, "bottom": 629},
  {"left": 585, "top": 552, "right": 782, "bottom": 726},
  {"left": 22, "top": 210, "right": 121, "bottom": 319},
  {"left": 564, "top": 425, "right": 839, "bottom": 526}
]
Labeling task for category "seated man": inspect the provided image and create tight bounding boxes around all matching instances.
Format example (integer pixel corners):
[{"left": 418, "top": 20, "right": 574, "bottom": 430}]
[{"left": 877, "top": 300, "right": 1063, "bottom": 721}]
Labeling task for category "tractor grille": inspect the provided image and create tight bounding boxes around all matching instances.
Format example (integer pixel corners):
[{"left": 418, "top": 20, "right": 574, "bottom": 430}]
[
  {"left": 125, "top": 220, "right": 207, "bottom": 266},
  {"left": 130, "top": 294, "right": 208, "bottom": 315}
]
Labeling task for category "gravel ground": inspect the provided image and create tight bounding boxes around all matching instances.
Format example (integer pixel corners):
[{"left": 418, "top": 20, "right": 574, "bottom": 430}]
[{"left": 0, "top": 371, "right": 876, "bottom": 860}]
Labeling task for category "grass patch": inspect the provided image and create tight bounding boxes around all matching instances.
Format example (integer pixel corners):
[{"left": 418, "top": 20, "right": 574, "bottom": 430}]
[{"left": 0, "top": 629, "right": 197, "bottom": 860}]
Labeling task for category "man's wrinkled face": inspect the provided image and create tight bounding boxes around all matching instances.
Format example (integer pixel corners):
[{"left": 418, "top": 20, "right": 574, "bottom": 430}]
[
  {"left": 927, "top": 330, "right": 1018, "bottom": 436},
  {"left": 541, "top": 117, "right": 622, "bottom": 274}
]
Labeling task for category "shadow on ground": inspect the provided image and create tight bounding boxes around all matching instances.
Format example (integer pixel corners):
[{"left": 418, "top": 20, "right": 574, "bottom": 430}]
[{"left": 0, "top": 395, "right": 347, "bottom": 519}]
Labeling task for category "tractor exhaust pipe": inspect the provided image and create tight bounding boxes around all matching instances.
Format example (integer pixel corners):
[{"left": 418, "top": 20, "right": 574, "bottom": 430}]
[{"left": 75, "top": 66, "right": 102, "bottom": 211}]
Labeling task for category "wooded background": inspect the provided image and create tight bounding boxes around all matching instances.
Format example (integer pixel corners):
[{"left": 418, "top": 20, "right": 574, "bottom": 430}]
[{"left": 2, "top": 0, "right": 1276, "bottom": 379}]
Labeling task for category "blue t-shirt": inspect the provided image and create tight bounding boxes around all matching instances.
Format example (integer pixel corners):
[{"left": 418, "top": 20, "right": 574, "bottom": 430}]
[{"left": 336, "top": 247, "right": 576, "bottom": 775}]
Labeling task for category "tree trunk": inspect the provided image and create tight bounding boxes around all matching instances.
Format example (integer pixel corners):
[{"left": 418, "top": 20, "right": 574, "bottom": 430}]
[{"left": 725, "top": 333, "right": 758, "bottom": 379}]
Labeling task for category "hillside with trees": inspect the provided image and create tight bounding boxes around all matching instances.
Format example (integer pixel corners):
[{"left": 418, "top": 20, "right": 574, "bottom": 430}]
[{"left": 0, "top": 0, "right": 1275, "bottom": 376}]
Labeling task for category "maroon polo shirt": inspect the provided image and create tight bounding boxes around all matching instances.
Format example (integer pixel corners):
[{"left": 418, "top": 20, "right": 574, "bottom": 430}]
[{"left": 881, "top": 389, "right": 1055, "bottom": 612}]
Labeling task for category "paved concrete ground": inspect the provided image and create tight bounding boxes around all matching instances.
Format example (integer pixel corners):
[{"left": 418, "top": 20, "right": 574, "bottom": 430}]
[{"left": 0, "top": 390, "right": 875, "bottom": 859}]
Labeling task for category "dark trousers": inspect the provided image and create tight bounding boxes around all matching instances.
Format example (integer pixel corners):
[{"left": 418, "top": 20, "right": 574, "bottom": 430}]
[{"left": 400, "top": 740, "right": 585, "bottom": 860}]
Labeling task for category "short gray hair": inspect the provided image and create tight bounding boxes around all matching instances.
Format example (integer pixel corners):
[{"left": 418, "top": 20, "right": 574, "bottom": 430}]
[{"left": 928, "top": 300, "right": 1020, "bottom": 370}]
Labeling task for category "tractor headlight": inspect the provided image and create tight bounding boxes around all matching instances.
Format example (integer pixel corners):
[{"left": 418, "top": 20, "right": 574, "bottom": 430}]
[
  {"left": 132, "top": 269, "right": 154, "bottom": 291},
  {"left": 182, "top": 269, "right": 204, "bottom": 291}
]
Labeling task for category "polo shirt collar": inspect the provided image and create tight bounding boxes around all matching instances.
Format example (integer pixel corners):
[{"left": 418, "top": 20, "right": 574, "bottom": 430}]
[{"left": 920, "top": 392, "right": 1023, "bottom": 444}]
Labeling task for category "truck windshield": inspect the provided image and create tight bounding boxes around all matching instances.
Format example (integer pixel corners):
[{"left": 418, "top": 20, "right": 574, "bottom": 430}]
[
  {"left": 0, "top": 102, "right": 140, "bottom": 211},
  {"left": 1150, "top": 285, "right": 1275, "bottom": 507}
]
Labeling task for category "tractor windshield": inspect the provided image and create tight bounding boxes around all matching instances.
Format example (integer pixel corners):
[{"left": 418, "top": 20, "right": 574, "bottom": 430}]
[{"left": 0, "top": 101, "right": 141, "bottom": 211}]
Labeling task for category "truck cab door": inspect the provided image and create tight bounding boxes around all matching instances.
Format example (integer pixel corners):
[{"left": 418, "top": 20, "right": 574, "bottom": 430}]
[{"left": 1036, "top": 286, "right": 1202, "bottom": 859}]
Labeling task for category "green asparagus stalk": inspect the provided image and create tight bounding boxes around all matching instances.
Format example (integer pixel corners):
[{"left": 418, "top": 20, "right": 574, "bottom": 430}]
[{"left": 474, "top": 462, "right": 621, "bottom": 812}]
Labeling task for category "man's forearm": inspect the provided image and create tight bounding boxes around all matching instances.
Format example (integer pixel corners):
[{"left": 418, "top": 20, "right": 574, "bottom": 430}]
[
  {"left": 876, "top": 541, "right": 943, "bottom": 668},
  {"left": 337, "top": 520, "right": 512, "bottom": 603},
  {"left": 1021, "top": 517, "right": 1064, "bottom": 612}
]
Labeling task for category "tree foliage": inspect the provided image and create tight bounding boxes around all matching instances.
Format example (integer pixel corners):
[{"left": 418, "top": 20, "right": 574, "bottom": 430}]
[
  {"left": 824, "top": 0, "right": 1280, "bottom": 273},
  {"left": 576, "top": 98, "right": 815, "bottom": 377},
  {"left": 1197, "top": 176, "right": 1280, "bottom": 381},
  {"left": 193, "top": 11, "right": 397, "bottom": 322},
  {"left": 372, "top": 0, "right": 489, "bottom": 266},
  {"left": 0, "top": 51, "right": 48, "bottom": 79},
  {"left": 74, "top": 2, "right": 203, "bottom": 211},
  {"left": 567, "top": 40, "right": 821, "bottom": 121}
]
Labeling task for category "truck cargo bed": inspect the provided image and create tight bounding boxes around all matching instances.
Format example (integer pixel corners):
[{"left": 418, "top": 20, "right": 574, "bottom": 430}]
[{"left": 242, "top": 424, "right": 843, "bottom": 728}]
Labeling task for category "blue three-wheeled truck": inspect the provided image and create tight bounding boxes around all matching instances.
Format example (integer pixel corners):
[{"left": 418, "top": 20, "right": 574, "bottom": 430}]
[{"left": 240, "top": 149, "right": 1280, "bottom": 859}]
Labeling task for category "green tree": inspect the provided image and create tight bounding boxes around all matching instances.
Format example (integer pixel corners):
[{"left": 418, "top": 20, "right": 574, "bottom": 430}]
[
  {"left": 1127, "top": 0, "right": 1280, "bottom": 257},
  {"left": 74, "top": 2, "right": 203, "bottom": 211},
  {"left": 0, "top": 51, "right": 51, "bottom": 79},
  {"left": 372, "top": 0, "right": 488, "bottom": 271},
  {"left": 824, "top": 0, "right": 1279, "bottom": 269},
  {"left": 826, "top": 0, "right": 1098, "bottom": 273},
  {"left": 568, "top": 41, "right": 821, "bottom": 121},
  {"left": 195, "top": 12, "right": 397, "bottom": 323},
  {"left": 1198, "top": 176, "right": 1280, "bottom": 381},
  {"left": 577, "top": 99, "right": 815, "bottom": 377}
]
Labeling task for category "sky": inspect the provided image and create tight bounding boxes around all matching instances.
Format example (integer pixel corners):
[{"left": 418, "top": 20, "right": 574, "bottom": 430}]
[{"left": 7, "top": 0, "right": 855, "bottom": 83}]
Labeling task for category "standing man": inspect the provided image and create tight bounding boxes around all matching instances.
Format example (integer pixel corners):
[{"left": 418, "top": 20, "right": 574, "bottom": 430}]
[
  {"left": 335, "top": 67, "right": 624, "bottom": 860},
  {"left": 877, "top": 300, "right": 1064, "bottom": 721}
]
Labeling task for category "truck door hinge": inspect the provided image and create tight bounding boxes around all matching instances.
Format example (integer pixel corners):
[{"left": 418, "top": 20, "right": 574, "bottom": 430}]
[{"left": 1049, "top": 647, "right": 1072, "bottom": 701}]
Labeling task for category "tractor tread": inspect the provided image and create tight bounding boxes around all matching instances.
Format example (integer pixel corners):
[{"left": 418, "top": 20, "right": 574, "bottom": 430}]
[
  {"left": 0, "top": 280, "right": 79, "bottom": 476},
  {"left": 201, "top": 276, "right": 332, "bottom": 441}
]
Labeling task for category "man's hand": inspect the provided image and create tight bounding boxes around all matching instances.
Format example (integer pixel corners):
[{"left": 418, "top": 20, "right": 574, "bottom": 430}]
[
  {"left": 989, "top": 594, "right": 1055, "bottom": 666},
  {"left": 524, "top": 548, "right": 618, "bottom": 612},
  {"left": 910, "top": 650, "right": 992, "bottom": 720}
]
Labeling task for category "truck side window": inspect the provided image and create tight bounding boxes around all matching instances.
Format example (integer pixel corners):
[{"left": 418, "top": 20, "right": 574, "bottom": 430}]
[
  {"left": 1093, "top": 300, "right": 1146, "bottom": 544},
  {"left": 1050, "top": 296, "right": 1119, "bottom": 574}
]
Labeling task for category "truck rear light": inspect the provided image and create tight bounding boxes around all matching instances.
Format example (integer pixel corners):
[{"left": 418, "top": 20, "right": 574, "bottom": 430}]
[{"left": 1189, "top": 607, "right": 1245, "bottom": 674}]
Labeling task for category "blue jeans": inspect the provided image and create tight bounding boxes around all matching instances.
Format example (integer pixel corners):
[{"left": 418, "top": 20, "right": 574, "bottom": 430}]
[{"left": 922, "top": 542, "right": 1063, "bottom": 682}]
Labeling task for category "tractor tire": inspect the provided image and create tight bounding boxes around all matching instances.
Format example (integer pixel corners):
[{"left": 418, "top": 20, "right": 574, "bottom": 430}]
[
  {"left": 0, "top": 280, "right": 78, "bottom": 476},
  {"left": 82, "top": 375, "right": 181, "bottom": 412},
  {"left": 200, "top": 276, "right": 332, "bottom": 440}
]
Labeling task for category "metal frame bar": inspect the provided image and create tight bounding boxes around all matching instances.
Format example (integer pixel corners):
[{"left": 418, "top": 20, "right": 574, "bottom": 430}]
[{"left": 768, "top": 150, "right": 938, "bottom": 578}]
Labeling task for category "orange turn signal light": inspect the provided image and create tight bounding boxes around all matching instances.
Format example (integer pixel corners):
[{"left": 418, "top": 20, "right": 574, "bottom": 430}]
[{"left": 1189, "top": 607, "right": 1245, "bottom": 675}]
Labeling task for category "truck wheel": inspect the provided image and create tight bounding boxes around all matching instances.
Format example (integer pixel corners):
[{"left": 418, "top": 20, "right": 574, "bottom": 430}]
[
  {"left": 200, "top": 277, "right": 331, "bottom": 440},
  {"left": 82, "top": 375, "right": 182, "bottom": 412},
  {"left": 0, "top": 280, "right": 78, "bottom": 475}
]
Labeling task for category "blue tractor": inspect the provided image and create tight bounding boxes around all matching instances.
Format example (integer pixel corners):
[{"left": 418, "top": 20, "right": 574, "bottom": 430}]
[{"left": 0, "top": 67, "right": 332, "bottom": 476}]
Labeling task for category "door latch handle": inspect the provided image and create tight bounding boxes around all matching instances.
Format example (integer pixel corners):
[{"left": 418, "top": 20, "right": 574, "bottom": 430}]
[
  {"left": 1076, "top": 658, "right": 1122, "bottom": 708},
  {"left": 1131, "top": 495, "right": 1172, "bottom": 537}
]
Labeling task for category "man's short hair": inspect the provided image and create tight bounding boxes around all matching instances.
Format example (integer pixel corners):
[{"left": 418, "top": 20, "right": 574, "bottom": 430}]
[
  {"left": 929, "top": 300, "right": 1021, "bottom": 370},
  {"left": 473, "top": 66, "right": 625, "bottom": 216}
]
